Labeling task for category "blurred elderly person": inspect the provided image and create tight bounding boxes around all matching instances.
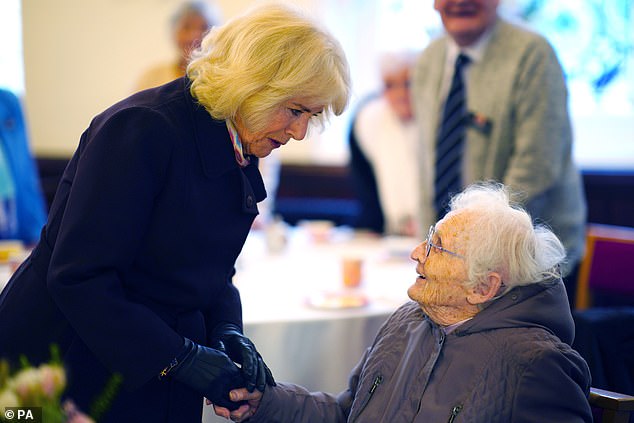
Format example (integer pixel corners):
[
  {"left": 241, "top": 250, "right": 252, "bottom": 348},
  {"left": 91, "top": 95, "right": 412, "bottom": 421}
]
[
  {"left": 135, "top": 1, "right": 220, "bottom": 91},
  {"left": 217, "top": 182, "right": 592, "bottom": 423},
  {"left": 348, "top": 50, "right": 420, "bottom": 236},
  {"left": 0, "top": 4, "right": 350, "bottom": 422}
]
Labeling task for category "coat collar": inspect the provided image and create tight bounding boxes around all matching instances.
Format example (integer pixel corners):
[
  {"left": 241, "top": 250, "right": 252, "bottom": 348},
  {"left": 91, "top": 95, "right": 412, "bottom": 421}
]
[
  {"left": 182, "top": 79, "right": 236, "bottom": 179},
  {"left": 181, "top": 78, "right": 266, "bottom": 207}
]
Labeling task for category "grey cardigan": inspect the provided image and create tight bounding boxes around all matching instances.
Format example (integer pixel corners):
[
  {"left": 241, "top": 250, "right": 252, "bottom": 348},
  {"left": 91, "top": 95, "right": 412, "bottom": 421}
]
[
  {"left": 250, "top": 279, "right": 592, "bottom": 422},
  {"left": 412, "top": 18, "right": 586, "bottom": 271}
]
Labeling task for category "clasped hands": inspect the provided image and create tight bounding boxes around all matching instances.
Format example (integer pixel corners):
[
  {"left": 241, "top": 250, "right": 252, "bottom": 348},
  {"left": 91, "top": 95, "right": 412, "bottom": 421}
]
[
  {"left": 212, "top": 388, "right": 263, "bottom": 422},
  {"left": 171, "top": 323, "right": 274, "bottom": 418}
]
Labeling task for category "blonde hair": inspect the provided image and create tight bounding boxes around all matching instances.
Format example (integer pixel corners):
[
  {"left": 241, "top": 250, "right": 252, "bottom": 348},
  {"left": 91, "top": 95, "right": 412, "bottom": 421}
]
[
  {"left": 187, "top": 2, "right": 351, "bottom": 133},
  {"left": 449, "top": 182, "right": 565, "bottom": 290}
]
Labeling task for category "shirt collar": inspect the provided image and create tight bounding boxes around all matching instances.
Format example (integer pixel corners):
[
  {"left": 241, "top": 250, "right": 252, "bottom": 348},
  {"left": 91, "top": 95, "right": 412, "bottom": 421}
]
[{"left": 445, "top": 18, "right": 497, "bottom": 66}]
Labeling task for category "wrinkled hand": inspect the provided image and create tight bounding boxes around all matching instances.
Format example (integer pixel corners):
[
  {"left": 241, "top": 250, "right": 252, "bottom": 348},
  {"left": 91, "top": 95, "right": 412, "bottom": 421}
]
[
  {"left": 212, "top": 388, "right": 263, "bottom": 422},
  {"left": 211, "top": 323, "right": 276, "bottom": 392}
]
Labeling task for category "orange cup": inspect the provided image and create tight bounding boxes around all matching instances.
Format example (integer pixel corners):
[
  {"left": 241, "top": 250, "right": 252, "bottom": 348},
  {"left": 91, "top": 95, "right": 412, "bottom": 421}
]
[{"left": 342, "top": 257, "right": 363, "bottom": 288}]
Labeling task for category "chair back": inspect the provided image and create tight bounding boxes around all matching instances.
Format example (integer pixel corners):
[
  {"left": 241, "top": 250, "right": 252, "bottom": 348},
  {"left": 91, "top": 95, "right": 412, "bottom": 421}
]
[
  {"left": 575, "top": 224, "right": 634, "bottom": 310},
  {"left": 589, "top": 387, "right": 634, "bottom": 423}
]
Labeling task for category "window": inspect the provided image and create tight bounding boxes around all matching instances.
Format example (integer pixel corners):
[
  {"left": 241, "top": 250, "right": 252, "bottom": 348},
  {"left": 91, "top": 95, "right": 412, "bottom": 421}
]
[
  {"left": 0, "top": 0, "right": 24, "bottom": 94},
  {"left": 511, "top": 0, "right": 634, "bottom": 169},
  {"left": 308, "top": 0, "right": 634, "bottom": 169}
]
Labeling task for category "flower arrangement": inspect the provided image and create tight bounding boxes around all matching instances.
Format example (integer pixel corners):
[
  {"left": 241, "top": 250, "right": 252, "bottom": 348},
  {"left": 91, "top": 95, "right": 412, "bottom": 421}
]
[
  {"left": 0, "top": 346, "right": 67, "bottom": 422},
  {"left": 0, "top": 346, "right": 121, "bottom": 423}
]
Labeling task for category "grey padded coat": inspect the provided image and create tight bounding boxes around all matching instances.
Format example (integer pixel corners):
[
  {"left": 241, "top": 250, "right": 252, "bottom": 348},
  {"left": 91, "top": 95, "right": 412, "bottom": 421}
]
[{"left": 250, "top": 279, "right": 592, "bottom": 423}]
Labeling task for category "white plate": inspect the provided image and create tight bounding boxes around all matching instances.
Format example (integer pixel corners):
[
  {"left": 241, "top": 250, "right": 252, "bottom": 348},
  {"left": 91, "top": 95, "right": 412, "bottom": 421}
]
[{"left": 305, "top": 291, "right": 369, "bottom": 309}]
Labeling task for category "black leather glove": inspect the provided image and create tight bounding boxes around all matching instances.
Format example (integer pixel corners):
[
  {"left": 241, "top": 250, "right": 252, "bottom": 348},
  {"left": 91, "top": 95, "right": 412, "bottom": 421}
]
[
  {"left": 210, "top": 322, "right": 276, "bottom": 392},
  {"left": 170, "top": 338, "right": 246, "bottom": 410}
]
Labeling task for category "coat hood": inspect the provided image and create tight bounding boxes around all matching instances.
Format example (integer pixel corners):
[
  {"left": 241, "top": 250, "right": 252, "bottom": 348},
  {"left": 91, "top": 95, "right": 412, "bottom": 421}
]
[{"left": 453, "top": 278, "right": 575, "bottom": 345}]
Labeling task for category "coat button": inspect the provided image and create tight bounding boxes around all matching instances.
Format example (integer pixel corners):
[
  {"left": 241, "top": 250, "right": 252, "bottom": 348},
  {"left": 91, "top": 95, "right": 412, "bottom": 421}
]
[{"left": 246, "top": 195, "right": 254, "bottom": 208}]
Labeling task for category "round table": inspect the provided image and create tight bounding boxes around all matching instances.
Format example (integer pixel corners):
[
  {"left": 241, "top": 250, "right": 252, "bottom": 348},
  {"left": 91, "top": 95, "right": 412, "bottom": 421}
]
[{"left": 203, "top": 226, "right": 417, "bottom": 421}]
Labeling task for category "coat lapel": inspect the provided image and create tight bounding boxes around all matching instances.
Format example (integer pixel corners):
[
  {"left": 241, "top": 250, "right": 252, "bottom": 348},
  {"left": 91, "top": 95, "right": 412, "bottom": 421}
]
[{"left": 185, "top": 84, "right": 266, "bottom": 213}]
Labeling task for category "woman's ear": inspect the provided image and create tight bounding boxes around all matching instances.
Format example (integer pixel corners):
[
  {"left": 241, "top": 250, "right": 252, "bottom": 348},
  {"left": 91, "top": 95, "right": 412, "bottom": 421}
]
[{"left": 466, "top": 272, "right": 503, "bottom": 305}]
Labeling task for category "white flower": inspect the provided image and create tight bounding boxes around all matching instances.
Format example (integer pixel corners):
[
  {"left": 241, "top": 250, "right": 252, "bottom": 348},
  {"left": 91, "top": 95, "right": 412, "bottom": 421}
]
[
  {"left": 7, "top": 363, "right": 66, "bottom": 404},
  {"left": 10, "top": 367, "right": 41, "bottom": 401},
  {"left": 0, "top": 388, "right": 20, "bottom": 409}
]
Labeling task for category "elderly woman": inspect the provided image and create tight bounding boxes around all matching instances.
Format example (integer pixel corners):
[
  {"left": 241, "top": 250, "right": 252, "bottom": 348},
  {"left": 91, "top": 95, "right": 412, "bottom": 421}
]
[
  {"left": 0, "top": 4, "right": 350, "bottom": 422},
  {"left": 134, "top": 1, "right": 221, "bottom": 91},
  {"left": 219, "top": 182, "right": 592, "bottom": 423},
  {"left": 348, "top": 50, "right": 419, "bottom": 236}
]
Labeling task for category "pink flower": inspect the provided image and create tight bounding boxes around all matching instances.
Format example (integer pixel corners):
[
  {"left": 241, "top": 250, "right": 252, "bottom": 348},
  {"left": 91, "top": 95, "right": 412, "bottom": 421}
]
[
  {"left": 9, "top": 364, "right": 66, "bottom": 404},
  {"left": 39, "top": 365, "right": 66, "bottom": 399},
  {"left": 63, "top": 400, "right": 96, "bottom": 423}
]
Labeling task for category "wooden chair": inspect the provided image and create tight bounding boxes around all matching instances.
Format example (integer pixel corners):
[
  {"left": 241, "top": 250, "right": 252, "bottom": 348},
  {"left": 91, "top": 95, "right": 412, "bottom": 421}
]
[
  {"left": 575, "top": 224, "right": 634, "bottom": 310},
  {"left": 589, "top": 387, "right": 634, "bottom": 423}
]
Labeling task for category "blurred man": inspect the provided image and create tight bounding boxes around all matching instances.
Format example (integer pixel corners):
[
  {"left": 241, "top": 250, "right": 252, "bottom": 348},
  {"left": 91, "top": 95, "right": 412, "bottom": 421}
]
[{"left": 412, "top": 0, "right": 586, "bottom": 307}]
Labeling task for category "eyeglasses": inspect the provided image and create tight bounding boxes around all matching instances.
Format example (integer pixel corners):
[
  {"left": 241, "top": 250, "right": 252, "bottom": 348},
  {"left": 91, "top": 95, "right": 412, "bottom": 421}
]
[{"left": 424, "top": 225, "right": 465, "bottom": 259}]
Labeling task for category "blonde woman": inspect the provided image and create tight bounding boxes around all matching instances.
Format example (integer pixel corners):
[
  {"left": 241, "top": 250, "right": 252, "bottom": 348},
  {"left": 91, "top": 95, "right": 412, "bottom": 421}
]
[{"left": 0, "top": 4, "right": 350, "bottom": 422}]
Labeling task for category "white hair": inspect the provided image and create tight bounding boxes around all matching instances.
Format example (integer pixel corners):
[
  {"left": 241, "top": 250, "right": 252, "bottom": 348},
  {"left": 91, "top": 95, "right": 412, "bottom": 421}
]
[
  {"left": 170, "top": 1, "right": 222, "bottom": 29},
  {"left": 449, "top": 182, "right": 566, "bottom": 290},
  {"left": 378, "top": 50, "right": 418, "bottom": 78}
]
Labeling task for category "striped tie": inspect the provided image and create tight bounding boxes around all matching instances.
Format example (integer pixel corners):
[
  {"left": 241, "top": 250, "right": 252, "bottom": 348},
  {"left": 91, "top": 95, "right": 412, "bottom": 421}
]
[{"left": 434, "top": 53, "right": 470, "bottom": 219}]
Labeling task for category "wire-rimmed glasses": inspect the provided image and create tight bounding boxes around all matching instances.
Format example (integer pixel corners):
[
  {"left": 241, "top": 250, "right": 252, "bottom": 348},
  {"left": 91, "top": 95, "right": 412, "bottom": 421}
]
[{"left": 424, "top": 225, "right": 465, "bottom": 259}]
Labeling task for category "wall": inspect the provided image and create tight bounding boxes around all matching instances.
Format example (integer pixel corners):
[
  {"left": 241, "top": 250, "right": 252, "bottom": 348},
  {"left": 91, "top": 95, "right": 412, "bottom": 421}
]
[
  {"left": 21, "top": 0, "right": 321, "bottom": 162},
  {"left": 21, "top": 1, "right": 634, "bottom": 168}
]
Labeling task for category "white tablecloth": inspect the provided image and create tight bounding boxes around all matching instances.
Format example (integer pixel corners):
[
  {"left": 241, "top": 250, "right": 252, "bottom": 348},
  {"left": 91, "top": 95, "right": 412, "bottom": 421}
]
[
  {"left": 203, "top": 227, "right": 417, "bottom": 422},
  {"left": 0, "top": 228, "right": 418, "bottom": 423}
]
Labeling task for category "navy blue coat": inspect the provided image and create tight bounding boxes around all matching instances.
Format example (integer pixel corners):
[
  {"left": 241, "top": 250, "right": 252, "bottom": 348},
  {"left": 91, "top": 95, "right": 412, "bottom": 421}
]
[{"left": 0, "top": 78, "right": 266, "bottom": 422}]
